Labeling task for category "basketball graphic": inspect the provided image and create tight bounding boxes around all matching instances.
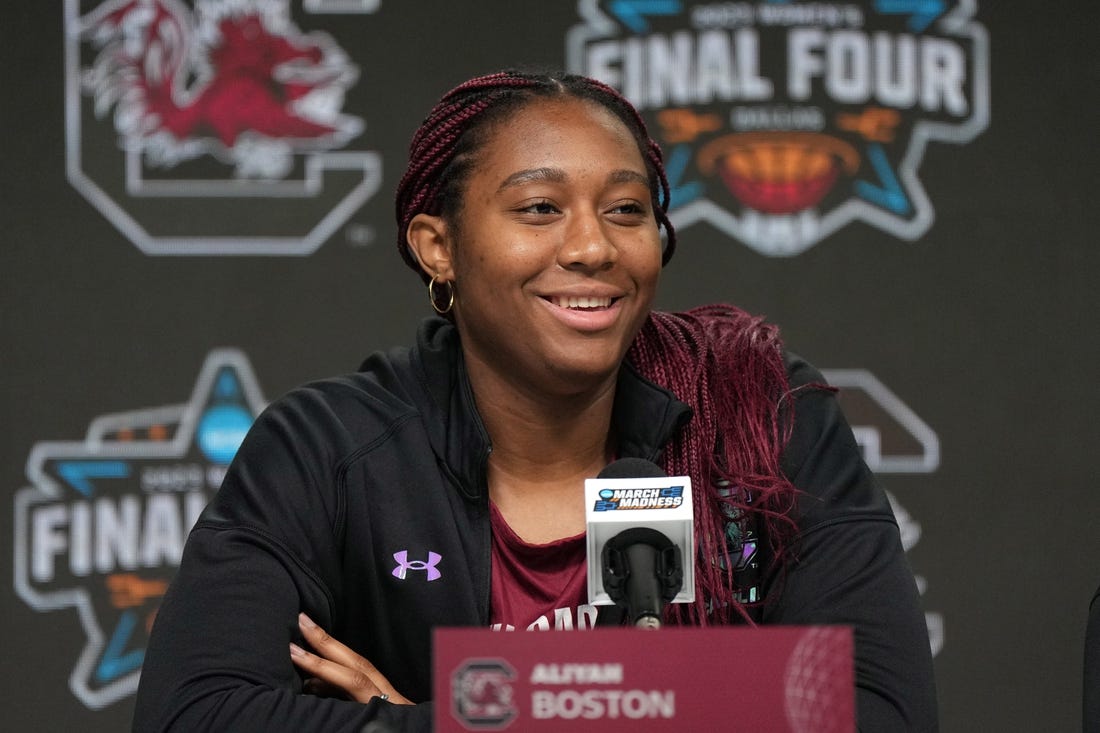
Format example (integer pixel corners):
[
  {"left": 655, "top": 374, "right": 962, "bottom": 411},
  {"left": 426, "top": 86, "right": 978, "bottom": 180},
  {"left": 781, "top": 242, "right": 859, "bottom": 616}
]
[{"left": 698, "top": 132, "right": 860, "bottom": 215}]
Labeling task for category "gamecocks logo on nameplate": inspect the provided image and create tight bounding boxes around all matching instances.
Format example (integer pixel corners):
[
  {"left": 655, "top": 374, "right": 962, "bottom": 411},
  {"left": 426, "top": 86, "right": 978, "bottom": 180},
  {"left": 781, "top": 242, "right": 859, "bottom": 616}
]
[
  {"left": 64, "top": 0, "right": 381, "bottom": 255},
  {"left": 567, "top": 0, "right": 989, "bottom": 255},
  {"left": 451, "top": 660, "right": 518, "bottom": 730}
]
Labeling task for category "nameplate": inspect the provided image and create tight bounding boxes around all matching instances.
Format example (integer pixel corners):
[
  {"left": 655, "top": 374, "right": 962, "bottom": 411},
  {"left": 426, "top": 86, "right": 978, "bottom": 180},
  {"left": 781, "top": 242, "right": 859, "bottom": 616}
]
[{"left": 433, "top": 626, "right": 853, "bottom": 732}]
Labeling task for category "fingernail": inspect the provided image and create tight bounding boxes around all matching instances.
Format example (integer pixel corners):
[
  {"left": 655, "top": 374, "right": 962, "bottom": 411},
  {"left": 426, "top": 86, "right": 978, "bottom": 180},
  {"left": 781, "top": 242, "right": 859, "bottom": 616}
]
[
  {"left": 299, "top": 612, "right": 317, "bottom": 629},
  {"left": 289, "top": 642, "right": 306, "bottom": 658}
]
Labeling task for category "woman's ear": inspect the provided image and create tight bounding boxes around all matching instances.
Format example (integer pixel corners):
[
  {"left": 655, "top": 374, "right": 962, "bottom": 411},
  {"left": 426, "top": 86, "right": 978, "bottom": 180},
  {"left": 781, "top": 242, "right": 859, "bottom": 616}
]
[{"left": 406, "top": 213, "right": 455, "bottom": 281}]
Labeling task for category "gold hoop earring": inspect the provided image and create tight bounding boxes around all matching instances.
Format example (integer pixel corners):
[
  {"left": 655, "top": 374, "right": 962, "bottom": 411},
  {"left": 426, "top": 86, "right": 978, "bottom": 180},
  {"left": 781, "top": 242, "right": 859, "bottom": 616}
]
[{"left": 428, "top": 275, "right": 455, "bottom": 315}]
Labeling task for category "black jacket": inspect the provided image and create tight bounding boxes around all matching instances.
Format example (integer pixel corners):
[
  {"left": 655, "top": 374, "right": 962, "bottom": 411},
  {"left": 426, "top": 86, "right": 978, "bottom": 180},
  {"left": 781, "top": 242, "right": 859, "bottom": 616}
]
[{"left": 133, "top": 317, "right": 938, "bottom": 732}]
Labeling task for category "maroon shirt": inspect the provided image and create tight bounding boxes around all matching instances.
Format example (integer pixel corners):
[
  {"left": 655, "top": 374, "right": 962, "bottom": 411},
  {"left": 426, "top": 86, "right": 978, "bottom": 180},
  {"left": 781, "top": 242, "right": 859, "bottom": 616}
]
[{"left": 488, "top": 502, "right": 597, "bottom": 631}]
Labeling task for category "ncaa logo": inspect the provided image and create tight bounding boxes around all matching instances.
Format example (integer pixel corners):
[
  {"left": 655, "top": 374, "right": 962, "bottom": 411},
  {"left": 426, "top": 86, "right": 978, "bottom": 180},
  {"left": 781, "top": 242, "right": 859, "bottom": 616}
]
[
  {"left": 64, "top": 0, "right": 381, "bottom": 255},
  {"left": 567, "top": 0, "right": 990, "bottom": 255}
]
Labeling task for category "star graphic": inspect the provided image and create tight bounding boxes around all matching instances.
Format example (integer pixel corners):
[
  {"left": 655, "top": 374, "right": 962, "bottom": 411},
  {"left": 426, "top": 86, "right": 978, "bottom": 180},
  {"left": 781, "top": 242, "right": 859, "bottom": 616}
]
[
  {"left": 13, "top": 349, "right": 267, "bottom": 709},
  {"left": 567, "top": 0, "right": 991, "bottom": 256}
]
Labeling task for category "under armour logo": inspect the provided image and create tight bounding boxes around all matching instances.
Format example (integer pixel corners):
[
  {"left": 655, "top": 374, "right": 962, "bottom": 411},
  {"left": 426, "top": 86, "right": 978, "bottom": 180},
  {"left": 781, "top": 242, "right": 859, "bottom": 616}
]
[{"left": 392, "top": 550, "right": 442, "bottom": 581}]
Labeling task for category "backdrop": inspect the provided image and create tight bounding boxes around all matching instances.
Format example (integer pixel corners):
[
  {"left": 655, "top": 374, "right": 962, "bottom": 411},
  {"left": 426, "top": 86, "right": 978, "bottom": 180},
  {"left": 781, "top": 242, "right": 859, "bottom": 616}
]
[{"left": 3, "top": 1, "right": 1097, "bottom": 730}]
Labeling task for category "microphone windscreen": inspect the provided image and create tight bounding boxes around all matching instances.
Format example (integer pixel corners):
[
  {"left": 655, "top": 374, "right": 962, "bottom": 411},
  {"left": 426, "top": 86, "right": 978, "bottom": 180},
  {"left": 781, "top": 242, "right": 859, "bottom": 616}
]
[{"left": 597, "top": 458, "right": 666, "bottom": 480}]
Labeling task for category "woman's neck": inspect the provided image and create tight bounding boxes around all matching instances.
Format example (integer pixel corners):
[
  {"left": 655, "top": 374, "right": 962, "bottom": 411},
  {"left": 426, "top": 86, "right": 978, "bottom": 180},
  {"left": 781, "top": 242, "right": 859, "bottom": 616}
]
[
  {"left": 473, "top": 371, "right": 616, "bottom": 465},
  {"left": 465, "top": 356, "right": 618, "bottom": 543}
]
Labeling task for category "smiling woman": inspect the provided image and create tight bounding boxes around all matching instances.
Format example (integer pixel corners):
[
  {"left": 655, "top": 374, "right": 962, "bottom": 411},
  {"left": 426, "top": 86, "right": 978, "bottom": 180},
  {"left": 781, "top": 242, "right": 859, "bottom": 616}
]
[
  {"left": 132, "top": 70, "right": 938, "bottom": 733},
  {"left": 407, "top": 95, "right": 663, "bottom": 402}
]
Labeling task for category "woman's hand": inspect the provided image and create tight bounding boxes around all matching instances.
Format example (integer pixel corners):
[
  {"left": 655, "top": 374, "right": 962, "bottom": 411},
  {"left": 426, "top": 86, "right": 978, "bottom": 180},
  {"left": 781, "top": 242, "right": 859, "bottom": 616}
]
[{"left": 290, "top": 612, "right": 412, "bottom": 705}]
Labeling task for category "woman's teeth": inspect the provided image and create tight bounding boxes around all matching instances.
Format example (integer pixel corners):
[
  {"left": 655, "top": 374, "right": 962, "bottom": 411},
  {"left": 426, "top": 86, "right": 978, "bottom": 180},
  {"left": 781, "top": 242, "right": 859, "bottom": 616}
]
[{"left": 552, "top": 296, "right": 612, "bottom": 309}]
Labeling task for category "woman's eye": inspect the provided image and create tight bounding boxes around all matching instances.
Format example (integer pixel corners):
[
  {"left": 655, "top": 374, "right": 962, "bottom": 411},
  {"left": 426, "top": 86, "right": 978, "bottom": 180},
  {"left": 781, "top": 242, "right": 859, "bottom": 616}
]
[
  {"left": 520, "top": 201, "right": 559, "bottom": 215},
  {"left": 608, "top": 202, "right": 647, "bottom": 217}
]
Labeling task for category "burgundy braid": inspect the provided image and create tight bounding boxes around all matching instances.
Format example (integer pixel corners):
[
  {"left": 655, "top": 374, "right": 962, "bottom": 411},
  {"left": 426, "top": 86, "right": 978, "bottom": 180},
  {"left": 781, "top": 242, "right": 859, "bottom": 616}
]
[
  {"left": 394, "top": 70, "right": 677, "bottom": 282},
  {"left": 628, "top": 304, "right": 802, "bottom": 625}
]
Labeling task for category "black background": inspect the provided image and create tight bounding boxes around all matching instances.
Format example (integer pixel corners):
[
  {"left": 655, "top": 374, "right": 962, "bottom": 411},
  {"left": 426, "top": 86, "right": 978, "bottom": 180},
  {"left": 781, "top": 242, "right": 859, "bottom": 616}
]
[{"left": 3, "top": 2, "right": 1098, "bottom": 730}]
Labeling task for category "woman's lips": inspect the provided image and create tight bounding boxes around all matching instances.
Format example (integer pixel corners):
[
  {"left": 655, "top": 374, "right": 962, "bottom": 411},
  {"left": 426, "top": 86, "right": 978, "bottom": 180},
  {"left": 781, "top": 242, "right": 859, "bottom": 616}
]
[{"left": 539, "top": 295, "right": 623, "bottom": 331}]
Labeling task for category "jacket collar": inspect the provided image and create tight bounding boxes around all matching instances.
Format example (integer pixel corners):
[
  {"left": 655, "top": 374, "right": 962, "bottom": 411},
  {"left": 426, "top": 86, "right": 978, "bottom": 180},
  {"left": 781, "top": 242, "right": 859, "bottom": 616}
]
[{"left": 412, "top": 317, "right": 693, "bottom": 502}]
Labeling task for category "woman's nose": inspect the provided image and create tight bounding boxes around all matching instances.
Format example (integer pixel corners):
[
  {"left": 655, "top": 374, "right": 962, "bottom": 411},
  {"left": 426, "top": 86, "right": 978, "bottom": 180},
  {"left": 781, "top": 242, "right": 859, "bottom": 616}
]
[{"left": 558, "top": 210, "right": 617, "bottom": 270}]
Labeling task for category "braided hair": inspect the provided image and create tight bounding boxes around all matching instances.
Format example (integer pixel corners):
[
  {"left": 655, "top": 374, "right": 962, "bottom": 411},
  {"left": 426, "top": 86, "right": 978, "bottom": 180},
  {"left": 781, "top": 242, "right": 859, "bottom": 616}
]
[
  {"left": 396, "top": 71, "right": 799, "bottom": 624},
  {"left": 630, "top": 306, "right": 801, "bottom": 625},
  {"left": 394, "top": 70, "right": 676, "bottom": 281}
]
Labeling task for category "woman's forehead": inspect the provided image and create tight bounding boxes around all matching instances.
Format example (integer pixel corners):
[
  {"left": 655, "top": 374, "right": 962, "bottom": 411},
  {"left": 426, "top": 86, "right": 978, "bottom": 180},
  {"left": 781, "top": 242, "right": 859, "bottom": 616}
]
[{"left": 473, "top": 97, "right": 644, "bottom": 171}]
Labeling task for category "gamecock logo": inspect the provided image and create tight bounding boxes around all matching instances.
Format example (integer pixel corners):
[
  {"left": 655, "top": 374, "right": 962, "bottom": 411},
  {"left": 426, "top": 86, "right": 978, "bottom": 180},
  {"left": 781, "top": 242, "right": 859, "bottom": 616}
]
[
  {"left": 451, "top": 660, "right": 518, "bottom": 730},
  {"left": 65, "top": 0, "right": 381, "bottom": 255}
]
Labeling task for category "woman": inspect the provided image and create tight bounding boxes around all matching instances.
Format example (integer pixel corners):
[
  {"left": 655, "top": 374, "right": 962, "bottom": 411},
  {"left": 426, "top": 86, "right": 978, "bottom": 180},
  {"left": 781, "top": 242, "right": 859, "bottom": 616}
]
[{"left": 133, "top": 71, "right": 937, "bottom": 731}]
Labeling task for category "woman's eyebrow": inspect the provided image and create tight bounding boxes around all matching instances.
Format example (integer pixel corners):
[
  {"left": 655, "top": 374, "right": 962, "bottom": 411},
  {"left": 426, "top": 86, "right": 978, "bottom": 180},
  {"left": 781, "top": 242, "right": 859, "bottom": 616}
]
[
  {"left": 497, "top": 167, "right": 566, "bottom": 192},
  {"left": 497, "top": 167, "right": 649, "bottom": 192},
  {"left": 608, "top": 169, "right": 650, "bottom": 187}
]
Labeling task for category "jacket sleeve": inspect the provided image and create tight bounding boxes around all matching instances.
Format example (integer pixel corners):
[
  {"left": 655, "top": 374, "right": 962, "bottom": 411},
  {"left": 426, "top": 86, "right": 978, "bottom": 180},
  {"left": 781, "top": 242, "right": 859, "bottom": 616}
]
[
  {"left": 762, "top": 355, "right": 939, "bottom": 732},
  {"left": 132, "top": 386, "right": 434, "bottom": 733}
]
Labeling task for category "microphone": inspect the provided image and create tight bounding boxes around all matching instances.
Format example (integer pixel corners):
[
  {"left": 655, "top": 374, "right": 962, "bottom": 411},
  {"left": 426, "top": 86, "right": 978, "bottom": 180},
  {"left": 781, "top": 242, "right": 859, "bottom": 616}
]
[{"left": 585, "top": 458, "right": 695, "bottom": 628}]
